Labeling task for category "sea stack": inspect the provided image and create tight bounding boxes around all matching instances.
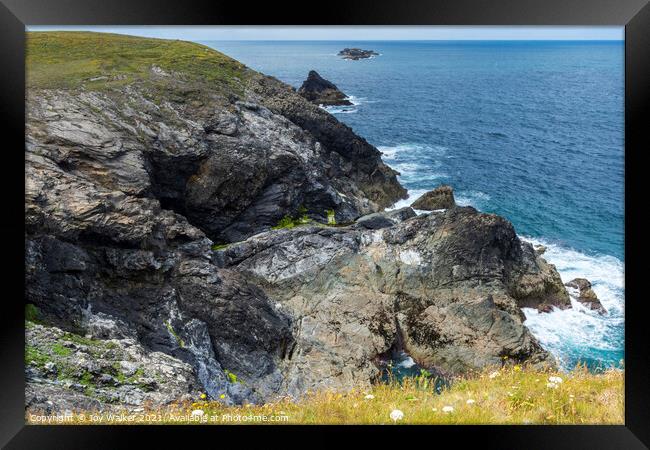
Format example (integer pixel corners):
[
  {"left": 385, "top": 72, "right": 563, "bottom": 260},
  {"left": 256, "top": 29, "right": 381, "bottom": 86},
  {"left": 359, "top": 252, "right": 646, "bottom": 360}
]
[
  {"left": 565, "top": 278, "right": 607, "bottom": 315},
  {"left": 411, "top": 185, "right": 456, "bottom": 210},
  {"left": 298, "top": 70, "right": 352, "bottom": 106},
  {"left": 338, "top": 48, "right": 379, "bottom": 60}
]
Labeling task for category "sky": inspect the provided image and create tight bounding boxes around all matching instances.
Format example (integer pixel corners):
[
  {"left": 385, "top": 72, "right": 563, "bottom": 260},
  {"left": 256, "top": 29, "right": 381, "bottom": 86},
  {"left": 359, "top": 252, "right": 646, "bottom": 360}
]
[{"left": 27, "top": 26, "right": 623, "bottom": 41}]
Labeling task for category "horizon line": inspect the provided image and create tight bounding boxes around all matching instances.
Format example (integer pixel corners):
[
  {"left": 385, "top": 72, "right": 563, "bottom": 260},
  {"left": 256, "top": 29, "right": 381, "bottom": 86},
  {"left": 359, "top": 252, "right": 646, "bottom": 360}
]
[{"left": 26, "top": 26, "right": 624, "bottom": 41}]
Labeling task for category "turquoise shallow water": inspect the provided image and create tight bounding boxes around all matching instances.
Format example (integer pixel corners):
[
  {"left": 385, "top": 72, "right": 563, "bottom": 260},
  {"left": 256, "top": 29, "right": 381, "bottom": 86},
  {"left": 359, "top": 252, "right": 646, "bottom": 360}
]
[{"left": 201, "top": 40, "right": 625, "bottom": 370}]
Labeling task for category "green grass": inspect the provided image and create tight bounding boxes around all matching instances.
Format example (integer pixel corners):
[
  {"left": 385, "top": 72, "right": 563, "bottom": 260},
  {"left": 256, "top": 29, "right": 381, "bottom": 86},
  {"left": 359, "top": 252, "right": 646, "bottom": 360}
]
[
  {"left": 326, "top": 209, "right": 336, "bottom": 225},
  {"left": 51, "top": 343, "right": 72, "bottom": 357},
  {"left": 271, "top": 206, "right": 313, "bottom": 230},
  {"left": 211, "top": 243, "right": 230, "bottom": 251},
  {"left": 224, "top": 369, "right": 241, "bottom": 384},
  {"left": 25, "top": 345, "right": 49, "bottom": 368},
  {"left": 29, "top": 365, "right": 623, "bottom": 425},
  {"left": 26, "top": 31, "right": 251, "bottom": 92}
]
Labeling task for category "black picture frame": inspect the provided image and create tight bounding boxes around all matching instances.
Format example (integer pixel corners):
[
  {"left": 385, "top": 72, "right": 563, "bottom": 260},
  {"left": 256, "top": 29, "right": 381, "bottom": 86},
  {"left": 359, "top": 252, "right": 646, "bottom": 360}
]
[{"left": 1, "top": 0, "right": 648, "bottom": 447}]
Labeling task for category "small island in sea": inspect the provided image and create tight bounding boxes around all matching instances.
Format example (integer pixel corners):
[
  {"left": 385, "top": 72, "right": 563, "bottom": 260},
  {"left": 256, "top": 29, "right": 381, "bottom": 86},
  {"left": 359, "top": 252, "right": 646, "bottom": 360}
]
[
  {"left": 298, "top": 70, "right": 352, "bottom": 106},
  {"left": 338, "top": 47, "right": 379, "bottom": 60}
]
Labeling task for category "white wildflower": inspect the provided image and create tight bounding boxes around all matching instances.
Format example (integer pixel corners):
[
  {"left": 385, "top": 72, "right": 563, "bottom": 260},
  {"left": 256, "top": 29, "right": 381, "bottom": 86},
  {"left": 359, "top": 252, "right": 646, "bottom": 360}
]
[
  {"left": 390, "top": 409, "right": 404, "bottom": 422},
  {"left": 489, "top": 371, "right": 500, "bottom": 379},
  {"left": 548, "top": 376, "right": 563, "bottom": 384},
  {"left": 364, "top": 394, "right": 375, "bottom": 400},
  {"left": 466, "top": 399, "right": 476, "bottom": 405},
  {"left": 546, "top": 382, "right": 558, "bottom": 389},
  {"left": 442, "top": 405, "right": 454, "bottom": 413}
]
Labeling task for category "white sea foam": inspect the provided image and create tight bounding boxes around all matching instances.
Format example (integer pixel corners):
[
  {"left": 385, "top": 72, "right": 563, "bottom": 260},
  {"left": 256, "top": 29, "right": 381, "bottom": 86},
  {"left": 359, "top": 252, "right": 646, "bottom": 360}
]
[
  {"left": 386, "top": 189, "right": 428, "bottom": 211},
  {"left": 455, "top": 191, "right": 491, "bottom": 208},
  {"left": 378, "top": 141, "right": 624, "bottom": 369},
  {"left": 378, "top": 143, "right": 447, "bottom": 160},
  {"left": 321, "top": 105, "right": 358, "bottom": 114},
  {"left": 520, "top": 236, "right": 624, "bottom": 369},
  {"left": 321, "top": 95, "right": 367, "bottom": 115},
  {"left": 395, "top": 352, "right": 416, "bottom": 369}
]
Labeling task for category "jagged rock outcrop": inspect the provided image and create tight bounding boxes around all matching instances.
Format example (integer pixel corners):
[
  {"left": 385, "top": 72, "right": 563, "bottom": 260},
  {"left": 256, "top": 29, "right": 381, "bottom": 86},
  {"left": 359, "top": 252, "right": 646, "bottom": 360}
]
[
  {"left": 566, "top": 278, "right": 607, "bottom": 315},
  {"left": 338, "top": 48, "right": 379, "bottom": 60},
  {"left": 298, "top": 70, "right": 352, "bottom": 106},
  {"left": 411, "top": 185, "right": 456, "bottom": 210},
  {"left": 25, "top": 32, "right": 572, "bottom": 413},
  {"left": 214, "top": 206, "right": 561, "bottom": 389}
]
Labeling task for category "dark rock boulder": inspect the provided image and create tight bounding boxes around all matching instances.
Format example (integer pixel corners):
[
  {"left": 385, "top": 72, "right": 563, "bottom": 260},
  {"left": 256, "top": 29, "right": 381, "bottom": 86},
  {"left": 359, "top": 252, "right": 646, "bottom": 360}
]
[
  {"left": 298, "top": 70, "right": 352, "bottom": 106},
  {"left": 355, "top": 207, "right": 416, "bottom": 229},
  {"left": 566, "top": 278, "right": 607, "bottom": 315},
  {"left": 411, "top": 185, "right": 456, "bottom": 210}
]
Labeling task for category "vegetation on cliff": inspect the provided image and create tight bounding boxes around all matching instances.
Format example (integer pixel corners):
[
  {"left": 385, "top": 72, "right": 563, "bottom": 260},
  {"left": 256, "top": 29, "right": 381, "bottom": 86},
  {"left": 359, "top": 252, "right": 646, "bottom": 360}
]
[
  {"left": 27, "top": 31, "right": 250, "bottom": 92},
  {"left": 27, "top": 363, "right": 623, "bottom": 425}
]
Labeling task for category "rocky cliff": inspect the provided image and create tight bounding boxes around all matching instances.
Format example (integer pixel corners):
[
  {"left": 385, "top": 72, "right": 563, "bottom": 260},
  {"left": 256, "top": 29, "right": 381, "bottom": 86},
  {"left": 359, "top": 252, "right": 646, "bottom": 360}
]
[{"left": 25, "top": 32, "right": 570, "bottom": 412}]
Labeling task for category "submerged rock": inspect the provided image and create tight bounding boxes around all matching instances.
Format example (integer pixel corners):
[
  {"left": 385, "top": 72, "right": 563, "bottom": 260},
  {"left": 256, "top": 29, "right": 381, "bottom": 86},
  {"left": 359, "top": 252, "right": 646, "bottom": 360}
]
[
  {"left": 534, "top": 244, "right": 547, "bottom": 255},
  {"left": 338, "top": 48, "right": 379, "bottom": 60},
  {"left": 411, "top": 185, "right": 456, "bottom": 210},
  {"left": 298, "top": 70, "right": 352, "bottom": 106},
  {"left": 566, "top": 278, "right": 607, "bottom": 315}
]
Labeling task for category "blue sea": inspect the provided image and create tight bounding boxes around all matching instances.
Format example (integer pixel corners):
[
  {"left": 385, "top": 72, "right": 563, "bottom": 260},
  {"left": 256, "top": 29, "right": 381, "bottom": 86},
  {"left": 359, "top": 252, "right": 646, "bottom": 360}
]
[{"left": 201, "top": 40, "right": 625, "bottom": 370}]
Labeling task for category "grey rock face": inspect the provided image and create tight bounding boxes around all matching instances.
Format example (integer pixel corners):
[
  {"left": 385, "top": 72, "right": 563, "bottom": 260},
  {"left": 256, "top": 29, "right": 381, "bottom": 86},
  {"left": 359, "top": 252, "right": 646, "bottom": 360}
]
[
  {"left": 215, "top": 207, "right": 564, "bottom": 393},
  {"left": 26, "top": 80, "right": 404, "bottom": 245}
]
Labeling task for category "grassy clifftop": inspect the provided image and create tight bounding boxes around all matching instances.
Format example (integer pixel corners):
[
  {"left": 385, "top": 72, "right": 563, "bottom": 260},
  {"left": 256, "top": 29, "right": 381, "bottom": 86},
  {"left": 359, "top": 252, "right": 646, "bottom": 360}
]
[
  {"left": 27, "top": 364, "right": 623, "bottom": 425},
  {"left": 26, "top": 31, "right": 251, "bottom": 92}
]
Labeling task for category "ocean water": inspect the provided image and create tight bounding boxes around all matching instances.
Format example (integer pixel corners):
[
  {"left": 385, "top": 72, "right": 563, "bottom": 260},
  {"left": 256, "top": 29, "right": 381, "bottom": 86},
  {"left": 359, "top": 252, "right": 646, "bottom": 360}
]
[{"left": 201, "top": 40, "right": 625, "bottom": 370}]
